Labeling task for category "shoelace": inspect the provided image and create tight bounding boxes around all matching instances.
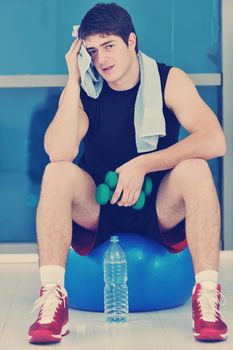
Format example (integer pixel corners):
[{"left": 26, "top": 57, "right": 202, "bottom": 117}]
[
  {"left": 198, "top": 287, "right": 226, "bottom": 322},
  {"left": 31, "top": 285, "right": 66, "bottom": 324}
]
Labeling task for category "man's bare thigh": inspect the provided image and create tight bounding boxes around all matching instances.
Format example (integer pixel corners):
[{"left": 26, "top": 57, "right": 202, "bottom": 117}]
[
  {"left": 155, "top": 169, "right": 186, "bottom": 233},
  {"left": 71, "top": 165, "right": 100, "bottom": 231}
]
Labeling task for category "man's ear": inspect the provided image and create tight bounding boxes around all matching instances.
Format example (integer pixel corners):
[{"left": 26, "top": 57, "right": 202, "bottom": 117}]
[{"left": 128, "top": 32, "right": 137, "bottom": 51}]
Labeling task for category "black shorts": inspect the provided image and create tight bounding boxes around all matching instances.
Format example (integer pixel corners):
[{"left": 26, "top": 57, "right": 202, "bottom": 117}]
[{"left": 71, "top": 164, "right": 187, "bottom": 256}]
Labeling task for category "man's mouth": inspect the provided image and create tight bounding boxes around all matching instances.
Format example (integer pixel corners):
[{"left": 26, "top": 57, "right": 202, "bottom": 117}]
[{"left": 102, "top": 65, "right": 115, "bottom": 74}]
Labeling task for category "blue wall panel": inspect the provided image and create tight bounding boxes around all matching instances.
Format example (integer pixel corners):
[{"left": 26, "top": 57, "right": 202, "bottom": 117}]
[{"left": 0, "top": 0, "right": 221, "bottom": 74}]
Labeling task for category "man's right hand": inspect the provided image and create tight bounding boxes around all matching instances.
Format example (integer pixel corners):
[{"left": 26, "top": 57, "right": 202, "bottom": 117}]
[{"left": 65, "top": 38, "right": 83, "bottom": 83}]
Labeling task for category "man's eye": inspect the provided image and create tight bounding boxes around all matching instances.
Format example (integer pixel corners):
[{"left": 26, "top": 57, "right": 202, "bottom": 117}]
[
  {"left": 106, "top": 45, "right": 114, "bottom": 49},
  {"left": 88, "top": 50, "right": 96, "bottom": 56}
]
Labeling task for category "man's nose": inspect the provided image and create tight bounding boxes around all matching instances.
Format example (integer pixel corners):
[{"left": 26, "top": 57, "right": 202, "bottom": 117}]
[{"left": 97, "top": 50, "right": 107, "bottom": 66}]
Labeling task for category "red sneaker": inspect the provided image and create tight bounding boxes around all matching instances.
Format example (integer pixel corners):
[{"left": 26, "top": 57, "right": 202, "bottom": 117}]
[
  {"left": 192, "top": 283, "right": 228, "bottom": 341},
  {"left": 28, "top": 283, "right": 69, "bottom": 343}
]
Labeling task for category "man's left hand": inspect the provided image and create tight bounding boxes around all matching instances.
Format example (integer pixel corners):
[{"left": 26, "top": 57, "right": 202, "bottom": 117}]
[{"left": 110, "top": 156, "right": 146, "bottom": 207}]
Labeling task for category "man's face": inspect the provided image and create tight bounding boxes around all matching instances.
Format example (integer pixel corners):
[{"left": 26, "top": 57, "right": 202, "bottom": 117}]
[{"left": 84, "top": 33, "right": 136, "bottom": 84}]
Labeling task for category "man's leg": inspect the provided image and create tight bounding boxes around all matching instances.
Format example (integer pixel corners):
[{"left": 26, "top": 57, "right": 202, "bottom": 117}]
[
  {"left": 37, "top": 161, "right": 100, "bottom": 268},
  {"left": 155, "top": 158, "right": 220, "bottom": 273},
  {"left": 29, "top": 161, "right": 100, "bottom": 344},
  {"left": 155, "top": 158, "right": 227, "bottom": 341}
]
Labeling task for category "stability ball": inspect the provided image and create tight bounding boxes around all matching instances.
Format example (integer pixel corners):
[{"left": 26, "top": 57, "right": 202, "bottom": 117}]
[{"left": 65, "top": 232, "right": 195, "bottom": 312}]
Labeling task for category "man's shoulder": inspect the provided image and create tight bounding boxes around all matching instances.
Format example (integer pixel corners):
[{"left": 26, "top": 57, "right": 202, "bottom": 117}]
[
  {"left": 164, "top": 66, "right": 194, "bottom": 109},
  {"left": 165, "top": 67, "right": 190, "bottom": 86},
  {"left": 156, "top": 62, "right": 188, "bottom": 86}
]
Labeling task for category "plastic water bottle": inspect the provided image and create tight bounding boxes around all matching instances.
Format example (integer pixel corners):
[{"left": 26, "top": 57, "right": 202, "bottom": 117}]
[{"left": 103, "top": 235, "right": 129, "bottom": 323}]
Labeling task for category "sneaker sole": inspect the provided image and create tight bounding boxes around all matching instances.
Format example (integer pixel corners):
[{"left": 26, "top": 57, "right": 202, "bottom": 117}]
[
  {"left": 193, "top": 330, "right": 228, "bottom": 342},
  {"left": 28, "top": 322, "right": 69, "bottom": 343}
]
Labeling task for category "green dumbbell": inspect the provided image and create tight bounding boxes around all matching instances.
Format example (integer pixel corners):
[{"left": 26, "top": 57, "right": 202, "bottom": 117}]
[
  {"left": 104, "top": 171, "right": 118, "bottom": 189},
  {"left": 96, "top": 171, "right": 153, "bottom": 209},
  {"left": 95, "top": 171, "right": 119, "bottom": 205},
  {"left": 132, "top": 191, "right": 146, "bottom": 210},
  {"left": 142, "top": 176, "right": 153, "bottom": 196},
  {"left": 104, "top": 171, "right": 152, "bottom": 196},
  {"left": 131, "top": 176, "right": 152, "bottom": 209},
  {"left": 96, "top": 183, "right": 114, "bottom": 205}
]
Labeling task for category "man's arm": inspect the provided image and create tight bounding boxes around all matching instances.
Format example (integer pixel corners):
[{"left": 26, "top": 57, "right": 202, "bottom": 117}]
[
  {"left": 138, "top": 67, "right": 227, "bottom": 173},
  {"left": 44, "top": 79, "right": 89, "bottom": 162}
]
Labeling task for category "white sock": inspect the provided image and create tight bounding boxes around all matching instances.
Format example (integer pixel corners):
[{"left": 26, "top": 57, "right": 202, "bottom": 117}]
[
  {"left": 40, "top": 265, "right": 65, "bottom": 287},
  {"left": 195, "top": 270, "right": 218, "bottom": 290}
]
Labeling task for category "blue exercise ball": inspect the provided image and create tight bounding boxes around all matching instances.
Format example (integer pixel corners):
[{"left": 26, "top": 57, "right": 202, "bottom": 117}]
[{"left": 65, "top": 232, "right": 195, "bottom": 312}]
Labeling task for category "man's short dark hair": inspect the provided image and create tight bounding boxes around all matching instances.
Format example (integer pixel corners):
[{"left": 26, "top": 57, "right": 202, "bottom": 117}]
[{"left": 78, "top": 2, "right": 139, "bottom": 53}]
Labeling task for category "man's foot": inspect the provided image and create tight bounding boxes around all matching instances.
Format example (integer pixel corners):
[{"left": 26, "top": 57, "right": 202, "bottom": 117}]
[
  {"left": 192, "top": 283, "right": 228, "bottom": 341},
  {"left": 28, "top": 283, "right": 69, "bottom": 343}
]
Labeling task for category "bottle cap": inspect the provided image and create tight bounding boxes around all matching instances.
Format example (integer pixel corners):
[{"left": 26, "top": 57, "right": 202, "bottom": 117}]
[{"left": 110, "top": 235, "right": 119, "bottom": 243}]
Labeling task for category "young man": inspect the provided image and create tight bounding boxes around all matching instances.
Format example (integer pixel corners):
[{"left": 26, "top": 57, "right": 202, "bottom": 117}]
[{"left": 28, "top": 2, "right": 228, "bottom": 344}]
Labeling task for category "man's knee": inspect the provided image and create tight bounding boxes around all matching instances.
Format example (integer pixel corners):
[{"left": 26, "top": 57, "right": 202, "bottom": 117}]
[
  {"left": 173, "top": 158, "right": 211, "bottom": 179},
  {"left": 44, "top": 161, "right": 80, "bottom": 177},
  {"left": 172, "top": 158, "right": 212, "bottom": 188},
  {"left": 42, "top": 161, "right": 82, "bottom": 187}
]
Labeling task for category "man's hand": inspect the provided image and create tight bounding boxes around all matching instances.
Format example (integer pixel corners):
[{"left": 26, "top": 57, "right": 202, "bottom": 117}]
[
  {"left": 110, "top": 156, "right": 146, "bottom": 207},
  {"left": 65, "top": 37, "right": 83, "bottom": 82}
]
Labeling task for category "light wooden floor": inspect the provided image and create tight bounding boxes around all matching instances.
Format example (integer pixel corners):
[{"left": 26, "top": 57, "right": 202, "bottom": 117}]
[{"left": 0, "top": 254, "right": 233, "bottom": 350}]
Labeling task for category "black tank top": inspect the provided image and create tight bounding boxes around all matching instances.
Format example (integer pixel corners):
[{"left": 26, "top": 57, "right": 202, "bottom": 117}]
[
  {"left": 77, "top": 62, "right": 181, "bottom": 245},
  {"left": 78, "top": 62, "right": 180, "bottom": 184}
]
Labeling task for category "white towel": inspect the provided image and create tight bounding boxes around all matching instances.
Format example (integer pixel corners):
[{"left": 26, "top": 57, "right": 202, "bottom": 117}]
[{"left": 72, "top": 25, "right": 166, "bottom": 153}]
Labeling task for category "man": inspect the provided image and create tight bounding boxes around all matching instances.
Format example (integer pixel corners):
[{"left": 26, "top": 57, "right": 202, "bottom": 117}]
[{"left": 28, "top": 2, "right": 228, "bottom": 344}]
